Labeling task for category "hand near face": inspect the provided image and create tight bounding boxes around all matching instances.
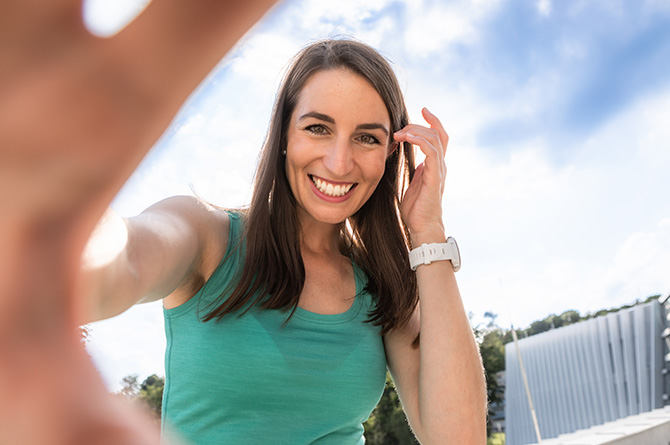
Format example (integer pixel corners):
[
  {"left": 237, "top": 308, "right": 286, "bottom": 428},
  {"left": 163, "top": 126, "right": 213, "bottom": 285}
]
[{"left": 394, "top": 108, "right": 449, "bottom": 242}]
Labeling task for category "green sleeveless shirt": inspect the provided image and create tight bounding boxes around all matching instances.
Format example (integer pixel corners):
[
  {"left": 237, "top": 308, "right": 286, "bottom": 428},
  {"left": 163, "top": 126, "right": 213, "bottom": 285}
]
[{"left": 161, "top": 212, "right": 387, "bottom": 444}]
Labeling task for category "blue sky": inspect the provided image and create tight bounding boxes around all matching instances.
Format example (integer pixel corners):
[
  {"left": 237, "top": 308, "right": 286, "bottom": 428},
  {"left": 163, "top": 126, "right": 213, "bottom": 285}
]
[{"left": 83, "top": 0, "right": 670, "bottom": 390}]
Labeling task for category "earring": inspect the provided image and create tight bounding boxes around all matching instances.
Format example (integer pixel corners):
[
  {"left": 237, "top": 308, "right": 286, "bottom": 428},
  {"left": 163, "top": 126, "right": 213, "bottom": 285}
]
[{"left": 282, "top": 149, "right": 287, "bottom": 156}]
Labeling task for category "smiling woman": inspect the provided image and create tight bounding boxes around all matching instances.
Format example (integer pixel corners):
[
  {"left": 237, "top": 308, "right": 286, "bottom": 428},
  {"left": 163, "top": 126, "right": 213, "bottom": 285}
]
[
  {"left": 77, "top": 39, "right": 487, "bottom": 444},
  {"left": 0, "top": 2, "right": 486, "bottom": 438}
]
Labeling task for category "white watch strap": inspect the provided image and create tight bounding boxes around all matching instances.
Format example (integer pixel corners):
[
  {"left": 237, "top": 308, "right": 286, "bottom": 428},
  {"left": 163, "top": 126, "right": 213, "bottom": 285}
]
[{"left": 409, "top": 239, "right": 460, "bottom": 271}]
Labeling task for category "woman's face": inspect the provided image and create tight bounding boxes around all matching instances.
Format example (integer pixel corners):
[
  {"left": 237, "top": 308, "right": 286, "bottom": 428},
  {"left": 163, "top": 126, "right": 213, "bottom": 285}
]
[{"left": 285, "top": 68, "right": 392, "bottom": 227}]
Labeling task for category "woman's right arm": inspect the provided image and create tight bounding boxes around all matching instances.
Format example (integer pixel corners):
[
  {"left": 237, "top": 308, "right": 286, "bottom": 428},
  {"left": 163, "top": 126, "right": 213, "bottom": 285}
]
[{"left": 80, "top": 195, "right": 230, "bottom": 324}]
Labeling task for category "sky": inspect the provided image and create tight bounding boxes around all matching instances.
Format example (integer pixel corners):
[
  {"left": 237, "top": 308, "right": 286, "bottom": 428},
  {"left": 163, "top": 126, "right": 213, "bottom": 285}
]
[{"left": 82, "top": 0, "right": 670, "bottom": 391}]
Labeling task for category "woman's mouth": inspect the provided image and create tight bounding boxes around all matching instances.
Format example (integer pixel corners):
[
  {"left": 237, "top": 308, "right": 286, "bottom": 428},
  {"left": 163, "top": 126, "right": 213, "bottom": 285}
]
[{"left": 309, "top": 175, "right": 356, "bottom": 198}]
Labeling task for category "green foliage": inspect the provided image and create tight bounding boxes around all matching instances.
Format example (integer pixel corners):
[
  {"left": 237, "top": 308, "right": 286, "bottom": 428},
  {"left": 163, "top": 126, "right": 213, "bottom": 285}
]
[
  {"left": 478, "top": 313, "right": 506, "bottom": 436},
  {"left": 364, "top": 373, "right": 417, "bottom": 444},
  {"left": 139, "top": 374, "right": 165, "bottom": 420},
  {"left": 116, "top": 374, "right": 164, "bottom": 423},
  {"left": 481, "top": 331, "right": 504, "bottom": 399},
  {"left": 487, "top": 432, "right": 505, "bottom": 445}
]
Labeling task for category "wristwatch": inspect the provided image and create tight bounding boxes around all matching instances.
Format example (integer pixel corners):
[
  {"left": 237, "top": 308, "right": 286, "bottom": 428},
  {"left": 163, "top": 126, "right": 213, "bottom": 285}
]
[{"left": 409, "top": 237, "right": 461, "bottom": 272}]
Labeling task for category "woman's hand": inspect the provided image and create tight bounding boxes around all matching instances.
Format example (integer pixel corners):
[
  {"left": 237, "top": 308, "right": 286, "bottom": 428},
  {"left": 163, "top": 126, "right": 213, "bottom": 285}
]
[
  {"left": 390, "top": 110, "right": 487, "bottom": 443},
  {"left": 0, "top": 1, "right": 277, "bottom": 443},
  {"left": 394, "top": 108, "right": 449, "bottom": 243}
]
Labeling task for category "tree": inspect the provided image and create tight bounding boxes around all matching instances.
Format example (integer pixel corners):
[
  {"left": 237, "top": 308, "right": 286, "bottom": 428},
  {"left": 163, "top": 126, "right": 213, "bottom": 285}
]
[
  {"left": 116, "top": 374, "right": 164, "bottom": 423},
  {"left": 478, "top": 313, "right": 506, "bottom": 436},
  {"left": 119, "top": 374, "right": 140, "bottom": 400},
  {"left": 139, "top": 374, "right": 165, "bottom": 421},
  {"left": 364, "top": 373, "right": 417, "bottom": 444}
]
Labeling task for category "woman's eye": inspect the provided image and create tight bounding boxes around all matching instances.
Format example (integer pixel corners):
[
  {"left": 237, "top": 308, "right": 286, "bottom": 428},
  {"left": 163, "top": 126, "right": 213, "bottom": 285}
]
[
  {"left": 305, "top": 124, "right": 328, "bottom": 135},
  {"left": 358, "top": 134, "right": 381, "bottom": 145}
]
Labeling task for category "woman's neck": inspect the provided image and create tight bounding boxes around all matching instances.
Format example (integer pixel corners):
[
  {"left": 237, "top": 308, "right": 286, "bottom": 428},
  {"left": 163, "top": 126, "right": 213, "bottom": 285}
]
[{"left": 298, "top": 216, "right": 342, "bottom": 256}]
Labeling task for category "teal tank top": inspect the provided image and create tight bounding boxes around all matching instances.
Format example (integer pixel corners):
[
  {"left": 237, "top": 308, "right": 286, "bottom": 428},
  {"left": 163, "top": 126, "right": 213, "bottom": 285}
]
[{"left": 161, "top": 212, "right": 387, "bottom": 444}]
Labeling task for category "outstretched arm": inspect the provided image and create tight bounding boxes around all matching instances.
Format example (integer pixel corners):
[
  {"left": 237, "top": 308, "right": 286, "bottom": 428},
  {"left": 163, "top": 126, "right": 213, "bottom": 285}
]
[
  {"left": 384, "top": 108, "right": 487, "bottom": 444},
  {"left": 0, "top": 1, "right": 277, "bottom": 443},
  {"left": 80, "top": 196, "right": 231, "bottom": 324}
]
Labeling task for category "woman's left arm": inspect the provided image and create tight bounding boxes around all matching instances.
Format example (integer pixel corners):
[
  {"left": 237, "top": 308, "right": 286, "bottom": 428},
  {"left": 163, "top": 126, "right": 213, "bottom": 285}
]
[{"left": 384, "top": 108, "right": 487, "bottom": 444}]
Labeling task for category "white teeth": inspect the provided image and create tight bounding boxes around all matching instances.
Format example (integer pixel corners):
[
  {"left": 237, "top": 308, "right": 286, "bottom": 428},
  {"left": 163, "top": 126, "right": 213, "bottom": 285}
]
[{"left": 311, "top": 176, "right": 353, "bottom": 197}]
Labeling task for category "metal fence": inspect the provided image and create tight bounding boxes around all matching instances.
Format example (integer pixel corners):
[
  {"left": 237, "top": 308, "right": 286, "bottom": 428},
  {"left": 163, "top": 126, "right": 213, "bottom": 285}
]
[{"left": 505, "top": 300, "right": 668, "bottom": 445}]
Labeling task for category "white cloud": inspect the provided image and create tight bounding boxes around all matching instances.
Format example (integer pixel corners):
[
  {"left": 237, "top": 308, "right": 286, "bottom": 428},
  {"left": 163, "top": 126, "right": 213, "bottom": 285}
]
[
  {"left": 449, "top": 142, "right": 574, "bottom": 206},
  {"left": 229, "top": 32, "right": 303, "bottom": 94},
  {"left": 403, "top": 0, "right": 502, "bottom": 57},
  {"left": 267, "top": 0, "right": 398, "bottom": 48},
  {"left": 556, "top": 38, "right": 587, "bottom": 60},
  {"left": 607, "top": 225, "right": 670, "bottom": 297},
  {"left": 456, "top": 87, "right": 670, "bottom": 328},
  {"left": 537, "top": 0, "right": 552, "bottom": 17},
  {"left": 637, "top": 91, "right": 670, "bottom": 165},
  {"left": 463, "top": 215, "right": 670, "bottom": 331},
  {"left": 294, "top": 0, "right": 395, "bottom": 28}
]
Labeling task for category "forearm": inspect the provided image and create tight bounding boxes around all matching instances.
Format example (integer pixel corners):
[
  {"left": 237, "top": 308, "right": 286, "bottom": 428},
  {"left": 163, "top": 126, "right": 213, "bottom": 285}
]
[
  {"left": 413, "top": 232, "right": 487, "bottom": 444},
  {"left": 115, "top": 0, "right": 280, "bottom": 99}
]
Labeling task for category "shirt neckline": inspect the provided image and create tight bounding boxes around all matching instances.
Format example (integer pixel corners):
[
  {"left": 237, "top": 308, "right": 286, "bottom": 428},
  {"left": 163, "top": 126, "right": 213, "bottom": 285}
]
[{"left": 292, "top": 260, "right": 365, "bottom": 325}]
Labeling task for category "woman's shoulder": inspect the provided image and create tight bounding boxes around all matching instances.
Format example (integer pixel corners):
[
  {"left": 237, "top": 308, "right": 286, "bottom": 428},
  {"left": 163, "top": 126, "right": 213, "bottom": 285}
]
[
  {"left": 158, "top": 196, "right": 244, "bottom": 309},
  {"left": 152, "top": 195, "right": 244, "bottom": 238}
]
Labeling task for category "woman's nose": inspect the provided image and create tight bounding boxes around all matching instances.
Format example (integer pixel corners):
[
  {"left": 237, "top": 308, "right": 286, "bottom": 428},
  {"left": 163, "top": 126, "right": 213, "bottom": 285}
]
[{"left": 322, "top": 137, "right": 354, "bottom": 177}]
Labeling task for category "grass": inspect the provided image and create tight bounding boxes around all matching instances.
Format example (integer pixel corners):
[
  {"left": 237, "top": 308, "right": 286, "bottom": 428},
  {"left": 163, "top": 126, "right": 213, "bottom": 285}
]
[{"left": 487, "top": 432, "right": 505, "bottom": 445}]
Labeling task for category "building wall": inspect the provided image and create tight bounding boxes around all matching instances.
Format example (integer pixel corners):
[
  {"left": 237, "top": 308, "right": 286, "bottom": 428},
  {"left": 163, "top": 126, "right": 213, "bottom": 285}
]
[{"left": 505, "top": 301, "right": 666, "bottom": 445}]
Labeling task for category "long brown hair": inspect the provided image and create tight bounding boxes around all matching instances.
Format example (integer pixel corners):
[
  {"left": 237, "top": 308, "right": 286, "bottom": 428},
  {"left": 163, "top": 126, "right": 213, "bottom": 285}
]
[{"left": 202, "top": 39, "right": 418, "bottom": 336}]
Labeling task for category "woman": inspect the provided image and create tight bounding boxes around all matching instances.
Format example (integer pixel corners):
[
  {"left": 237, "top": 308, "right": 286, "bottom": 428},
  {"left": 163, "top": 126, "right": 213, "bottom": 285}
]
[{"left": 85, "top": 40, "right": 486, "bottom": 444}]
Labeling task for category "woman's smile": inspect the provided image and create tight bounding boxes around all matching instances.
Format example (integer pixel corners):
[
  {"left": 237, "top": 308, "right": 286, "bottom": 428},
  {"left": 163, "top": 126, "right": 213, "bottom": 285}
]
[{"left": 309, "top": 174, "right": 357, "bottom": 200}]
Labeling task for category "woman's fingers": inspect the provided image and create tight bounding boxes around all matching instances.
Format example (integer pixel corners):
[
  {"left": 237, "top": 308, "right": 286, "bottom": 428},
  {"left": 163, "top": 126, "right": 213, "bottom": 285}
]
[
  {"left": 395, "top": 129, "right": 446, "bottom": 183},
  {"left": 395, "top": 108, "right": 448, "bottom": 158},
  {"left": 396, "top": 109, "right": 450, "bottom": 233},
  {"left": 421, "top": 107, "right": 449, "bottom": 158}
]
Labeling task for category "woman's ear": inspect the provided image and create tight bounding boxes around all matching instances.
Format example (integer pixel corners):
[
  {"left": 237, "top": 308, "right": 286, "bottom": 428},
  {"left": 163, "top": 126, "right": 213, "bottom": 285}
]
[{"left": 387, "top": 141, "right": 400, "bottom": 158}]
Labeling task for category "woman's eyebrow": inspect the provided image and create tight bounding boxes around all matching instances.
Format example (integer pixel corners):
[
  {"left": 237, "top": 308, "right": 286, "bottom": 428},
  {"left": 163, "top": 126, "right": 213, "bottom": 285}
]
[
  {"left": 299, "top": 111, "right": 389, "bottom": 136},
  {"left": 356, "top": 123, "right": 389, "bottom": 137},
  {"left": 299, "top": 111, "right": 335, "bottom": 123}
]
